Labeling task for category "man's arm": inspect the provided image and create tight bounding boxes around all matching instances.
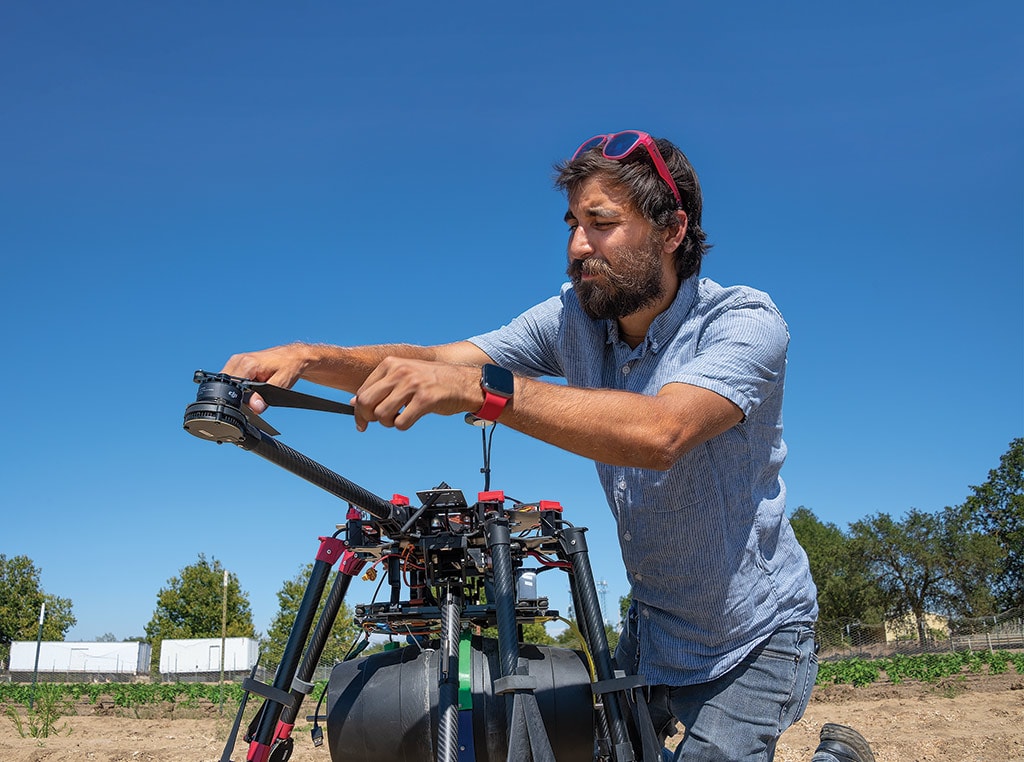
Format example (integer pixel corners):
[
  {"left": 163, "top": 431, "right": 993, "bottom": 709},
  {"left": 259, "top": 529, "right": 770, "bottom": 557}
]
[
  {"left": 352, "top": 356, "right": 742, "bottom": 469},
  {"left": 220, "top": 340, "right": 491, "bottom": 412},
  {"left": 500, "top": 378, "right": 742, "bottom": 470},
  {"left": 222, "top": 340, "right": 741, "bottom": 469}
]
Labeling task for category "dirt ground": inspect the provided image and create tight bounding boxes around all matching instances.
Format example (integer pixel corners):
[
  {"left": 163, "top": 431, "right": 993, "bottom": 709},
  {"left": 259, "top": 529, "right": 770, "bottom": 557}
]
[{"left": 1, "top": 672, "right": 1022, "bottom": 761}]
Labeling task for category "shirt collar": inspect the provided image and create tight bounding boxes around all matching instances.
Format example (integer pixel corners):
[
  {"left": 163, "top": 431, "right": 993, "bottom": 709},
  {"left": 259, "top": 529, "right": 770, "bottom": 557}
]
[{"left": 605, "top": 276, "right": 699, "bottom": 353}]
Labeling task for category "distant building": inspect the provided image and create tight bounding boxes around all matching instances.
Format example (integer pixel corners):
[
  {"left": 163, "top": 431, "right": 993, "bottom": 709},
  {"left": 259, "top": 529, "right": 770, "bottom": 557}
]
[
  {"left": 884, "top": 612, "right": 949, "bottom": 643},
  {"left": 158, "top": 636, "right": 258, "bottom": 677},
  {"left": 8, "top": 641, "right": 151, "bottom": 678}
]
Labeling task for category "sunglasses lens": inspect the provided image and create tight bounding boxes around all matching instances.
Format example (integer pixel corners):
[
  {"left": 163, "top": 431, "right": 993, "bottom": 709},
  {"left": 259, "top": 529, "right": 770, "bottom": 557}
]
[
  {"left": 572, "top": 136, "right": 606, "bottom": 160},
  {"left": 603, "top": 131, "right": 642, "bottom": 159}
]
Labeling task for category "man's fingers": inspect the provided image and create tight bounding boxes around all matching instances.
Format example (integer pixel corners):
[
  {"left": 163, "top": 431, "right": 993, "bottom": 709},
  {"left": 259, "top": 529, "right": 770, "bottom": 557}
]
[{"left": 248, "top": 392, "right": 268, "bottom": 414}]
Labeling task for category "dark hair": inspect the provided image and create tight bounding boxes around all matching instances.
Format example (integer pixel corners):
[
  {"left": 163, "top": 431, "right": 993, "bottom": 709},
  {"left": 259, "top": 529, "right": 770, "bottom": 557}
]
[{"left": 554, "top": 136, "right": 711, "bottom": 280}]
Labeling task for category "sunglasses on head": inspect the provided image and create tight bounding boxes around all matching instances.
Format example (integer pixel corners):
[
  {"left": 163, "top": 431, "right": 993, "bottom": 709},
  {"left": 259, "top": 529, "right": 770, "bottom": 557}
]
[{"left": 571, "top": 130, "right": 683, "bottom": 209}]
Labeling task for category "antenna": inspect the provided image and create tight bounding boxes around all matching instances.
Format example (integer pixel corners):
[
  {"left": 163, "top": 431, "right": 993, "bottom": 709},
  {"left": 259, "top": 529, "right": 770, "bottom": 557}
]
[{"left": 597, "top": 579, "right": 608, "bottom": 625}]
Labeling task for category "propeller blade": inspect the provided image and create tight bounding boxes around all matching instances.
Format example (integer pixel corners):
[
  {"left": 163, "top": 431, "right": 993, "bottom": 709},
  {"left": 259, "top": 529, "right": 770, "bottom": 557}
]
[
  {"left": 242, "top": 407, "right": 281, "bottom": 437},
  {"left": 244, "top": 382, "right": 355, "bottom": 416}
]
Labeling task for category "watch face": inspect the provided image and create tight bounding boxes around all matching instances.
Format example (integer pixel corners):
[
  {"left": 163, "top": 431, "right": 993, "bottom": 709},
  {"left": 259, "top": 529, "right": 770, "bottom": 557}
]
[{"left": 481, "top": 364, "right": 514, "bottom": 398}]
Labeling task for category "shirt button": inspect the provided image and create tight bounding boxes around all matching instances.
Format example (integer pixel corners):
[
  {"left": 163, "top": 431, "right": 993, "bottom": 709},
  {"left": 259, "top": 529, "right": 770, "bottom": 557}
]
[
  {"left": 642, "top": 608, "right": 650, "bottom": 618},
  {"left": 623, "top": 531, "right": 632, "bottom": 541},
  {"left": 622, "top": 365, "right": 630, "bottom": 375},
  {"left": 634, "top": 572, "right": 643, "bottom": 582}
]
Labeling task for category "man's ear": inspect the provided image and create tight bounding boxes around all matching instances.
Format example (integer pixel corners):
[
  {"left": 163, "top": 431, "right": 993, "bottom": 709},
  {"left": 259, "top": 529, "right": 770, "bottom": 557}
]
[{"left": 664, "top": 209, "right": 688, "bottom": 252}]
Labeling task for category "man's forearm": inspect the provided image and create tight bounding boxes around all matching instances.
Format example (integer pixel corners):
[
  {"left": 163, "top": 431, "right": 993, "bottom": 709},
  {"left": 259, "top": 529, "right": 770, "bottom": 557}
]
[
  {"left": 501, "top": 376, "right": 742, "bottom": 470},
  {"left": 301, "top": 343, "right": 443, "bottom": 392}
]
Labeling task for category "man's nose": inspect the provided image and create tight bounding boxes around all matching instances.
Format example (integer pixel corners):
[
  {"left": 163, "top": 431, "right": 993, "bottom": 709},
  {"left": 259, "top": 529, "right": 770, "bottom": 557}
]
[{"left": 568, "top": 227, "right": 593, "bottom": 261}]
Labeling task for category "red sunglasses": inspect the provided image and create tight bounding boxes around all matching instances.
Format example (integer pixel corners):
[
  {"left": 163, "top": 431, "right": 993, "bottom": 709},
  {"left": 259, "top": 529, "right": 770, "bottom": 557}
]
[{"left": 571, "top": 130, "right": 683, "bottom": 208}]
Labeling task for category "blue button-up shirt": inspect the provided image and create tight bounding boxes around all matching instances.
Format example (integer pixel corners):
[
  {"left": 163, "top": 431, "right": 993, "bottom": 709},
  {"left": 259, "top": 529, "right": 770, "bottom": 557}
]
[{"left": 468, "top": 276, "right": 818, "bottom": 685}]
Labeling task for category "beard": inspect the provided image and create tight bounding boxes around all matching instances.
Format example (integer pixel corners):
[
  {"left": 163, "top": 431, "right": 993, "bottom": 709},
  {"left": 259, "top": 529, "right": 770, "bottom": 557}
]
[{"left": 566, "top": 234, "right": 666, "bottom": 321}]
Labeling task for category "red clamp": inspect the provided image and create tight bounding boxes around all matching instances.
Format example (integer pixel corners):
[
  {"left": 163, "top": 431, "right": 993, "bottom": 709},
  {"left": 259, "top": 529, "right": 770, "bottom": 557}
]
[
  {"left": 338, "top": 549, "right": 365, "bottom": 577},
  {"left": 315, "top": 536, "right": 347, "bottom": 564}
]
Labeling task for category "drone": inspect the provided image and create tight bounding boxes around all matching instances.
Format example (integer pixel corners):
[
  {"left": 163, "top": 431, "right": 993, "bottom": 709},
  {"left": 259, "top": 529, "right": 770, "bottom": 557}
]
[{"left": 184, "top": 370, "right": 662, "bottom": 762}]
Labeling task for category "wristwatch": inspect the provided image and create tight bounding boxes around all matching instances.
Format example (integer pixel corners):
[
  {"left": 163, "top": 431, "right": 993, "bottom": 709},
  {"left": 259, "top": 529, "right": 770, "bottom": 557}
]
[{"left": 474, "top": 364, "right": 514, "bottom": 422}]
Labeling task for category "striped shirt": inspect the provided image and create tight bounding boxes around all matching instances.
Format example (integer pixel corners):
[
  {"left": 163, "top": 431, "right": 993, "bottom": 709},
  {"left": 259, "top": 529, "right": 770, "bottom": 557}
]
[{"left": 468, "top": 275, "right": 818, "bottom": 685}]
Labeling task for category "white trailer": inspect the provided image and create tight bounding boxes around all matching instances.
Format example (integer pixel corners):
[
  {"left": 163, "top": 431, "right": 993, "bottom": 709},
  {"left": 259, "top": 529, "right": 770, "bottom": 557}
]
[
  {"left": 9, "top": 641, "right": 151, "bottom": 675},
  {"left": 158, "top": 636, "right": 258, "bottom": 675}
]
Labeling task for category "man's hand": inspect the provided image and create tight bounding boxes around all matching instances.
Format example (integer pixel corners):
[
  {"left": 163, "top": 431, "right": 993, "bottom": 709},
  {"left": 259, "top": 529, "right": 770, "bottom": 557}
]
[
  {"left": 221, "top": 343, "right": 314, "bottom": 413},
  {"left": 352, "top": 357, "right": 481, "bottom": 432}
]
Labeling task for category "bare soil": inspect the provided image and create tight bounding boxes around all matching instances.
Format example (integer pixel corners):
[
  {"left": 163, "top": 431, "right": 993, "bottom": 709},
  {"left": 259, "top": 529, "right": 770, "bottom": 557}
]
[{"left": 1, "top": 672, "right": 1022, "bottom": 761}]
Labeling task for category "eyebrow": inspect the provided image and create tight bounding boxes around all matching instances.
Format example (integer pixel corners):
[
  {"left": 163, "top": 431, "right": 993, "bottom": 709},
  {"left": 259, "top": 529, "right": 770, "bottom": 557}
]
[{"left": 564, "top": 206, "right": 619, "bottom": 223}]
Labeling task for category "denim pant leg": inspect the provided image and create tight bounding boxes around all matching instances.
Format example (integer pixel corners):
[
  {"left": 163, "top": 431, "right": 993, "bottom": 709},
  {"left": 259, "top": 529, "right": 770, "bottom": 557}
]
[{"left": 667, "top": 623, "right": 818, "bottom": 762}]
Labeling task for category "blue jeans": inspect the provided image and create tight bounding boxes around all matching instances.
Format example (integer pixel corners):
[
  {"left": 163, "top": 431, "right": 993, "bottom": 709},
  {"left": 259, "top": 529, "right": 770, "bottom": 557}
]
[{"left": 615, "top": 616, "right": 818, "bottom": 762}]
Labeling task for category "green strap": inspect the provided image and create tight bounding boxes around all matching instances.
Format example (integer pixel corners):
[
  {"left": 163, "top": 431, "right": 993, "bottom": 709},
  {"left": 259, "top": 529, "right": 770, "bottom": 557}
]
[{"left": 458, "top": 630, "right": 473, "bottom": 710}]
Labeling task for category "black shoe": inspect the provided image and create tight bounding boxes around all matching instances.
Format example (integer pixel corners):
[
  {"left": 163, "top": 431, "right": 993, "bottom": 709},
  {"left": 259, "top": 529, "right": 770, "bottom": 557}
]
[{"left": 814, "top": 723, "right": 876, "bottom": 762}]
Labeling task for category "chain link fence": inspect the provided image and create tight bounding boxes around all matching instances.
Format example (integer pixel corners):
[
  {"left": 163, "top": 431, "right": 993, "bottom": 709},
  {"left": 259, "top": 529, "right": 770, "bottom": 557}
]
[
  {"left": 817, "top": 606, "right": 1024, "bottom": 660},
  {"left": 5, "top": 608, "right": 1022, "bottom": 683}
]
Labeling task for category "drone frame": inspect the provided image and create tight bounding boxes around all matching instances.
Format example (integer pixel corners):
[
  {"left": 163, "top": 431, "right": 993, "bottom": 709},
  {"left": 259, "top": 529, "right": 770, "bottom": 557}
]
[{"left": 184, "top": 370, "right": 660, "bottom": 762}]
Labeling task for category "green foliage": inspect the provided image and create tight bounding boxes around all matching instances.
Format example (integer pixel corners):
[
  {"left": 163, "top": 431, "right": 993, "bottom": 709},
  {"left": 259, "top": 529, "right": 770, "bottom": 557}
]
[
  {"left": 795, "top": 440, "right": 1021, "bottom": 627},
  {"left": 816, "top": 649, "right": 1022, "bottom": 687},
  {"left": 0, "top": 681, "right": 249, "bottom": 711},
  {"left": 145, "top": 554, "right": 255, "bottom": 673},
  {"left": 520, "top": 621, "right": 556, "bottom": 646},
  {"left": 1, "top": 682, "right": 75, "bottom": 738},
  {"left": 956, "top": 438, "right": 1024, "bottom": 609},
  {"left": 554, "top": 620, "right": 619, "bottom": 655},
  {"left": 478, "top": 620, "right": 556, "bottom": 646},
  {"left": 619, "top": 593, "right": 632, "bottom": 623},
  {"left": 0, "top": 554, "right": 76, "bottom": 665},
  {"left": 849, "top": 509, "right": 948, "bottom": 646},
  {"left": 817, "top": 657, "right": 880, "bottom": 687},
  {"left": 938, "top": 505, "right": 1003, "bottom": 617},
  {"left": 789, "top": 507, "right": 884, "bottom": 629},
  {"left": 260, "top": 563, "right": 365, "bottom": 670}
]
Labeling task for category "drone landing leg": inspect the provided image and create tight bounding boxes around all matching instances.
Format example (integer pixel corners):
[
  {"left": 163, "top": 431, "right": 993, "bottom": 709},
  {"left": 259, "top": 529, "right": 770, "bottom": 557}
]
[
  {"left": 486, "top": 518, "right": 556, "bottom": 762},
  {"left": 436, "top": 585, "right": 464, "bottom": 762},
  {"left": 243, "top": 536, "right": 346, "bottom": 762},
  {"left": 279, "top": 551, "right": 364, "bottom": 728},
  {"left": 560, "top": 527, "right": 636, "bottom": 762}
]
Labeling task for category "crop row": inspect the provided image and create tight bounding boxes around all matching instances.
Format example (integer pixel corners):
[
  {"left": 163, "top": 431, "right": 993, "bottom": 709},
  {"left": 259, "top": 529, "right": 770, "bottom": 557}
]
[
  {"left": 0, "top": 680, "right": 332, "bottom": 709},
  {"left": 817, "top": 649, "right": 1024, "bottom": 687},
  {"left": 2, "top": 651, "right": 1020, "bottom": 704}
]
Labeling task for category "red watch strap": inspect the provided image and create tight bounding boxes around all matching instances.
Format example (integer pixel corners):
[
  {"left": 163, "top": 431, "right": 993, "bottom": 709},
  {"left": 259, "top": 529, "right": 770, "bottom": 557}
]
[{"left": 475, "top": 391, "right": 509, "bottom": 422}]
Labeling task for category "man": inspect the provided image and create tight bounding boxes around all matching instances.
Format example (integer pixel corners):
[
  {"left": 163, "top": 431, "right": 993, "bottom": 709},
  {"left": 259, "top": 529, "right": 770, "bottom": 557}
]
[{"left": 223, "top": 130, "right": 874, "bottom": 762}]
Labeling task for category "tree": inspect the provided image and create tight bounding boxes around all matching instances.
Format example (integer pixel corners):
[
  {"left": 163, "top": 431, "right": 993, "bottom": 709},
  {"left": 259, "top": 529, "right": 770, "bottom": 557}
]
[
  {"left": 145, "top": 554, "right": 255, "bottom": 672},
  {"left": 261, "top": 564, "right": 364, "bottom": 670},
  {"left": 789, "top": 507, "right": 884, "bottom": 627},
  {"left": 938, "top": 504, "right": 1003, "bottom": 617},
  {"left": 619, "top": 593, "right": 631, "bottom": 624},
  {"left": 0, "top": 554, "right": 76, "bottom": 666},
  {"left": 957, "top": 437, "right": 1024, "bottom": 609},
  {"left": 850, "top": 510, "right": 947, "bottom": 646}
]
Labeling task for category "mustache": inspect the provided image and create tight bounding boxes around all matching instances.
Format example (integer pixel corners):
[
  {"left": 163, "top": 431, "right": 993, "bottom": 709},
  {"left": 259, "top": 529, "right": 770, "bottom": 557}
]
[{"left": 567, "top": 257, "right": 613, "bottom": 280}]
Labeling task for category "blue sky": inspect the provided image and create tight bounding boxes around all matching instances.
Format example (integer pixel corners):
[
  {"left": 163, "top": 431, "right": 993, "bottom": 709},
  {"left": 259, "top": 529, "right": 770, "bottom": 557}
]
[{"left": 1, "top": 2, "right": 1021, "bottom": 643}]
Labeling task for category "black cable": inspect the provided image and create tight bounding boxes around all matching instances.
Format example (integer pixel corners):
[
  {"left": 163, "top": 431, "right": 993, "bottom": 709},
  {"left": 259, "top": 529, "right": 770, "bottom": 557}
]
[{"left": 480, "top": 422, "right": 498, "bottom": 491}]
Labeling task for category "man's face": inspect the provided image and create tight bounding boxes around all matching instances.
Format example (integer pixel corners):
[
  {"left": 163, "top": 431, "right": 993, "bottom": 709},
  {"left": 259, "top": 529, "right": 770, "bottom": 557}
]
[{"left": 564, "top": 176, "right": 669, "bottom": 321}]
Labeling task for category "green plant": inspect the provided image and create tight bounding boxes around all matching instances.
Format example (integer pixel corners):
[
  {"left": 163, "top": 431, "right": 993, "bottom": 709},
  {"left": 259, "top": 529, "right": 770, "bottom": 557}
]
[
  {"left": 2, "top": 682, "right": 75, "bottom": 738},
  {"left": 817, "top": 658, "right": 879, "bottom": 687}
]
